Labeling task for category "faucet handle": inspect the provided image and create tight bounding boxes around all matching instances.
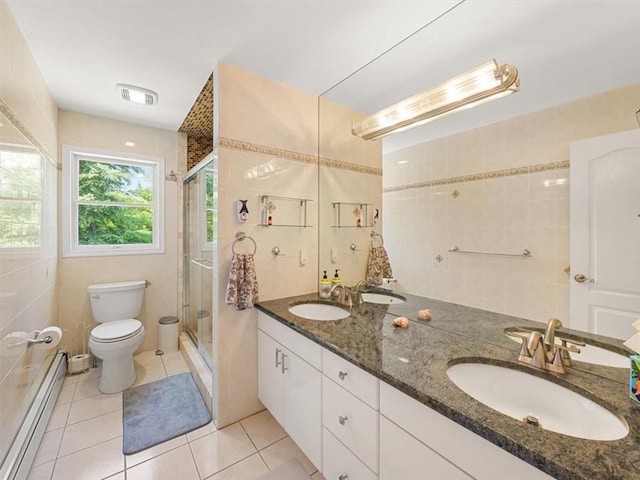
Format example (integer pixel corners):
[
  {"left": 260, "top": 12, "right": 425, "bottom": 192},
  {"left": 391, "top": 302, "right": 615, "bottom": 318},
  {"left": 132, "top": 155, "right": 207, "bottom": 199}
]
[
  {"left": 556, "top": 338, "right": 582, "bottom": 367},
  {"left": 547, "top": 343, "right": 580, "bottom": 374},
  {"left": 527, "top": 332, "right": 547, "bottom": 369}
]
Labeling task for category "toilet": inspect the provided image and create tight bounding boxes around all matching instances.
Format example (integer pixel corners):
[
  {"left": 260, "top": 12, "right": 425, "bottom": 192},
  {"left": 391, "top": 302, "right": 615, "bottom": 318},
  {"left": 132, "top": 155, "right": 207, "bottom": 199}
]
[{"left": 88, "top": 280, "right": 146, "bottom": 393}]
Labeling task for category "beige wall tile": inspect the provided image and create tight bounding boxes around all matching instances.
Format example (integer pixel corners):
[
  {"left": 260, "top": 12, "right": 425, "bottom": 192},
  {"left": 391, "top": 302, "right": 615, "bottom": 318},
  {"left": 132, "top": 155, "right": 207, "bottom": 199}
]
[{"left": 219, "top": 62, "right": 318, "bottom": 157}]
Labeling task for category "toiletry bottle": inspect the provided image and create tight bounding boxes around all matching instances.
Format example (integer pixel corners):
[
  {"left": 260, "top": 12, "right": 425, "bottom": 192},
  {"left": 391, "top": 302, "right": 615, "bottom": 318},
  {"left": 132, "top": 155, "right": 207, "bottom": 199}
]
[
  {"left": 332, "top": 269, "right": 342, "bottom": 286},
  {"left": 319, "top": 271, "right": 331, "bottom": 298},
  {"left": 267, "top": 215, "right": 273, "bottom": 226}
]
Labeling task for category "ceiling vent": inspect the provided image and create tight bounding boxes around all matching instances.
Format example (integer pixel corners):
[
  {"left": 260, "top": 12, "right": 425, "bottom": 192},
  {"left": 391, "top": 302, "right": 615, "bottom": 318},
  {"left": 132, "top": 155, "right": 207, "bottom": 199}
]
[{"left": 116, "top": 84, "right": 158, "bottom": 106}]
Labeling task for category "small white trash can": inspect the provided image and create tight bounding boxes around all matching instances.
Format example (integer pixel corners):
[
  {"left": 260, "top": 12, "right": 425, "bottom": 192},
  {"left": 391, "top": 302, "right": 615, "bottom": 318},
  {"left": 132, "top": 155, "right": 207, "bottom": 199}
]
[{"left": 157, "top": 316, "right": 179, "bottom": 354}]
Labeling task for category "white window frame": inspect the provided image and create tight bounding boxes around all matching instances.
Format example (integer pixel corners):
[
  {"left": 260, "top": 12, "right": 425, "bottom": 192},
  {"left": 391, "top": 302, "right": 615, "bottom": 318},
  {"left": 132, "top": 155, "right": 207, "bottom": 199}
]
[{"left": 61, "top": 144, "right": 165, "bottom": 257}]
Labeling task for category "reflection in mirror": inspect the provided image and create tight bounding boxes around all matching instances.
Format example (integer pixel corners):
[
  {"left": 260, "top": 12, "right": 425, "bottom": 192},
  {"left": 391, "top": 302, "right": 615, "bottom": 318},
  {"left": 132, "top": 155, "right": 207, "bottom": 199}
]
[
  {"left": 318, "top": 1, "right": 640, "bottom": 369},
  {"left": 0, "top": 114, "right": 43, "bottom": 250}
]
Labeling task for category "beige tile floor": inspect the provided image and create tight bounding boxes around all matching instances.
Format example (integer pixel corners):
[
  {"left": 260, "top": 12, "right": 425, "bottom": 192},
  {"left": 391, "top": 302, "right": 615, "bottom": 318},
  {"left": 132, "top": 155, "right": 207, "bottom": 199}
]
[{"left": 28, "top": 350, "right": 325, "bottom": 480}]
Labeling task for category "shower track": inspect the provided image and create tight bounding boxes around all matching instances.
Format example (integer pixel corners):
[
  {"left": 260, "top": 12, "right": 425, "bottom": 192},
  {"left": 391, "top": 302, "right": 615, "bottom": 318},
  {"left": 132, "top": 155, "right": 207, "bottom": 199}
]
[{"left": 0, "top": 351, "right": 67, "bottom": 480}]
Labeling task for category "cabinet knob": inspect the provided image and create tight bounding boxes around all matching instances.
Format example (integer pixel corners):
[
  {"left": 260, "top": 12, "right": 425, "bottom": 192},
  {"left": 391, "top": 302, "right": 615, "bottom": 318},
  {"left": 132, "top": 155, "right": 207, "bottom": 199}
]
[
  {"left": 339, "top": 475, "right": 349, "bottom": 480},
  {"left": 338, "top": 415, "right": 348, "bottom": 425},
  {"left": 338, "top": 371, "right": 348, "bottom": 381}
]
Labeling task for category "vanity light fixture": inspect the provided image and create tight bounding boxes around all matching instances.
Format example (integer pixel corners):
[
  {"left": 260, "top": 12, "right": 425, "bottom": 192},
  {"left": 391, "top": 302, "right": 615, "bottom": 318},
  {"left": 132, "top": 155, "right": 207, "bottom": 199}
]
[
  {"left": 116, "top": 84, "right": 158, "bottom": 106},
  {"left": 352, "top": 59, "right": 519, "bottom": 141}
]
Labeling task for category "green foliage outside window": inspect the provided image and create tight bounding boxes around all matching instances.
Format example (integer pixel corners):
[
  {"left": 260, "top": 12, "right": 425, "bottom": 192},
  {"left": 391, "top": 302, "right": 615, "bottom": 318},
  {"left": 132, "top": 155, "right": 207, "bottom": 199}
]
[
  {"left": 205, "top": 170, "right": 217, "bottom": 243},
  {"left": 0, "top": 149, "right": 42, "bottom": 248},
  {"left": 77, "top": 159, "right": 154, "bottom": 245}
]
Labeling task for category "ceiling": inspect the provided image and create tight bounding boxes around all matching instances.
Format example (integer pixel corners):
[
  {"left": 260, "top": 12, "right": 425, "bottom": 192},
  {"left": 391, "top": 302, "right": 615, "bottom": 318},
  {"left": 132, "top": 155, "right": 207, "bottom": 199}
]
[{"left": 6, "top": 1, "right": 640, "bottom": 153}]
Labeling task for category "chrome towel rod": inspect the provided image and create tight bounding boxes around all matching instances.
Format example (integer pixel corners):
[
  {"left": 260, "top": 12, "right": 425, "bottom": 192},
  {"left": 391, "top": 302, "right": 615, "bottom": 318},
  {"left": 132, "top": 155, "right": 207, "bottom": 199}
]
[{"left": 448, "top": 245, "right": 531, "bottom": 258}]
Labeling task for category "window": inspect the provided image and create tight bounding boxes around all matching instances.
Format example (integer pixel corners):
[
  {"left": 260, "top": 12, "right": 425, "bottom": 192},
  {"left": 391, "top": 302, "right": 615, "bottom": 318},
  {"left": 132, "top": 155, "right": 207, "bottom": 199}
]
[
  {"left": 62, "top": 145, "right": 164, "bottom": 257},
  {"left": 0, "top": 142, "right": 43, "bottom": 249}
]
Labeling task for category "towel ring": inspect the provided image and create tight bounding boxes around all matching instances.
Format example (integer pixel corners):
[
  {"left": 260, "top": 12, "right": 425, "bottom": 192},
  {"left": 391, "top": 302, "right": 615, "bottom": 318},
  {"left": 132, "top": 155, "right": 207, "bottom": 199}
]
[
  {"left": 370, "top": 231, "right": 384, "bottom": 247},
  {"left": 232, "top": 231, "right": 257, "bottom": 255}
]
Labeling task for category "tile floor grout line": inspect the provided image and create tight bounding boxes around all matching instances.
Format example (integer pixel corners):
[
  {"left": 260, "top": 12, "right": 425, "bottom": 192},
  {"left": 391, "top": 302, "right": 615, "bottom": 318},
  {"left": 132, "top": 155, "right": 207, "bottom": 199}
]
[
  {"left": 184, "top": 435, "right": 205, "bottom": 480},
  {"left": 53, "top": 434, "right": 124, "bottom": 462},
  {"left": 238, "top": 420, "right": 260, "bottom": 452}
]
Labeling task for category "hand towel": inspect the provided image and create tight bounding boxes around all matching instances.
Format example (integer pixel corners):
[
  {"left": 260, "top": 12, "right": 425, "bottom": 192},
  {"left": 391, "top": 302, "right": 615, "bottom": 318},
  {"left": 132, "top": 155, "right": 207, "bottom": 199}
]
[
  {"left": 366, "top": 245, "right": 393, "bottom": 286},
  {"left": 226, "top": 253, "right": 259, "bottom": 310}
]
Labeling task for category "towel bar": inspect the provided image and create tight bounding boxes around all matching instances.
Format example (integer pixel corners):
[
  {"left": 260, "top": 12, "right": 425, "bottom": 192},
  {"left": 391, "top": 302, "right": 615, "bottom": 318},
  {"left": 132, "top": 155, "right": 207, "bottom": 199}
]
[{"left": 448, "top": 245, "right": 531, "bottom": 258}]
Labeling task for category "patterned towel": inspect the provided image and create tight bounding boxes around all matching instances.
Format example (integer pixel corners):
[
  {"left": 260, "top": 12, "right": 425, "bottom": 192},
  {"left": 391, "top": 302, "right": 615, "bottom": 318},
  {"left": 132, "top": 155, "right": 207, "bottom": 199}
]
[
  {"left": 226, "top": 253, "right": 259, "bottom": 310},
  {"left": 366, "top": 246, "right": 393, "bottom": 286}
]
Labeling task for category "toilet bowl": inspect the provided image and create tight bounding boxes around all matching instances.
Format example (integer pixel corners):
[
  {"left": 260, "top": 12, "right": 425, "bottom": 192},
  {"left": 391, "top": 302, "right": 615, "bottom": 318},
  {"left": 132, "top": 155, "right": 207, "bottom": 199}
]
[{"left": 87, "top": 281, "right": 146, "bottom": 393}]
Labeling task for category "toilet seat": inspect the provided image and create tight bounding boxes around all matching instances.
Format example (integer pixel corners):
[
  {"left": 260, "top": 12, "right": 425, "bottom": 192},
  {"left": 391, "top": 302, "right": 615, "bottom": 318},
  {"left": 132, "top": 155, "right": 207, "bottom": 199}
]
[{"left": 91, "top": 319, "right": 142, "bottom": 343}]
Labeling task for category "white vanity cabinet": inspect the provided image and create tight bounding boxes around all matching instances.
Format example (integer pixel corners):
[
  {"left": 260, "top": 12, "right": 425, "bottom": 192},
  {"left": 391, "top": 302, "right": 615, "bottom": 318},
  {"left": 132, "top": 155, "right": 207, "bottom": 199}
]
[
  {"left": 257, "top": 313, "right": 322, "bottom": 470},
  {"left": 258, "top": 311, "right": 554, "bottom": 480},
  {"left": 379, "top": 382, "right": 555, "bottom": 480}
]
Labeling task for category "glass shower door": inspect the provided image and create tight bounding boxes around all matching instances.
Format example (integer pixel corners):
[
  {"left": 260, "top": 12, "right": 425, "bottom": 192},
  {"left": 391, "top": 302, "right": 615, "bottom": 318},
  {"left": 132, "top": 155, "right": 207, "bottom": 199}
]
[{"left": 183, "top": 156, "right": 216, "bottom": 369}]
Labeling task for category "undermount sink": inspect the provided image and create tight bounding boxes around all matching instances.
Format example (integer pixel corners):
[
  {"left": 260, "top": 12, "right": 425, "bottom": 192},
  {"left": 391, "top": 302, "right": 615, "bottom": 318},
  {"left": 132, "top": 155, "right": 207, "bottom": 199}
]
[
  {"left": 447, "top": 362, "right": 628, "bottom": 441},
  {"left": 505, "top": 329, "right": 629, "bottom": 368},
  {"left": 288, "top": 302, "right": 350, "bottom": 321},
  {"left": 361, "top": 292, "right": 406, "bottom": 305}
]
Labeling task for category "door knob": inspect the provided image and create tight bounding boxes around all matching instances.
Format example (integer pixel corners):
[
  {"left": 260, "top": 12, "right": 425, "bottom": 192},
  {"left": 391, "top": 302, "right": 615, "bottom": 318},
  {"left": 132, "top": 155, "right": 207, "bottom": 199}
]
[{"left": 574, "top": 273, "right": 594, "bottom": 283}]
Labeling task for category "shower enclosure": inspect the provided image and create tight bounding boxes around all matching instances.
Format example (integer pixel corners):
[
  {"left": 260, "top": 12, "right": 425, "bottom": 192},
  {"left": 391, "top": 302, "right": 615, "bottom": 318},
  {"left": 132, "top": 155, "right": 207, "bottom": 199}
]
[{"left": 182, "top": 153, "right": 216, "bottom": 369}]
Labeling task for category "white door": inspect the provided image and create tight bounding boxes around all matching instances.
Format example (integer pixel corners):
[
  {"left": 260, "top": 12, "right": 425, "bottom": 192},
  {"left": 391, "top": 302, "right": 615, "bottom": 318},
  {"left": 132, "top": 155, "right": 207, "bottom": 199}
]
[{"left": 570, "top": 129, "right": 640, "bottom": 339}]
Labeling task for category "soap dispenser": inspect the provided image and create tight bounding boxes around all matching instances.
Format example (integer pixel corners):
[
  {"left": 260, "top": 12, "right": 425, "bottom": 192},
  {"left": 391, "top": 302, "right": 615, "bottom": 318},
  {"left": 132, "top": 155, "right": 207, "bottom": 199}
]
[
  {"left": 319, "top": 271, "right": 331, "bottom": 299},
  {"left": 332, "top": 269, "right": 342, "bottom": 286}
]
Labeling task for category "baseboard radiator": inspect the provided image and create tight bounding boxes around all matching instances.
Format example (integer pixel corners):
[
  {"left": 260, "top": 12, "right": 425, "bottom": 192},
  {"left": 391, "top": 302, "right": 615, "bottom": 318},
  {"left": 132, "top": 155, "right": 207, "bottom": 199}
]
[{"left": 0, "top": 350, "right": 67, "bottom": 480}]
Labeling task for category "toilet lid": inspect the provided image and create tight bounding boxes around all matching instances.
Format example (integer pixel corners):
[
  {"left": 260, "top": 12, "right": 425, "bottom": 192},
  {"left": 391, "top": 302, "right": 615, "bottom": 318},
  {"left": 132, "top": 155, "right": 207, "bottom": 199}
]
[{"left": 91, "top": 319, "right": 142, "bottom": 342}]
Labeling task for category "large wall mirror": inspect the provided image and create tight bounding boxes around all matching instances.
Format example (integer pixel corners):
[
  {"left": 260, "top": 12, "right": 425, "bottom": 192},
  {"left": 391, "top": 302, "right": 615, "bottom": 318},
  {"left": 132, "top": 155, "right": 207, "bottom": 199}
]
[{"left": 317, "top": 1, "right": 639, "bottom": 377}]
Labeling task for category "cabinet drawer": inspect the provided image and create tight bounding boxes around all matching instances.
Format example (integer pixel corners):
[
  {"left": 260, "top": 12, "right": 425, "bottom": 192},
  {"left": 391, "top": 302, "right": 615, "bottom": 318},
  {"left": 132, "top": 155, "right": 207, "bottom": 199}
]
[
  {"left": 323, "top": 348, "right": 379, "bottom": 409},
  {"left": 258, "top": 312, "right": 321, "bottom": 369},
  {"left": 323, "top": 428, "right": 377, "bottom": 480},
  {"left": 379, "top": 382, "right": 554, "bottom": 480},
  {"left": 323, "top": 376, "right": 379, "bottom": 473},
  {"left": 380, "top": 416, "right": 472, "bottom": 480}
]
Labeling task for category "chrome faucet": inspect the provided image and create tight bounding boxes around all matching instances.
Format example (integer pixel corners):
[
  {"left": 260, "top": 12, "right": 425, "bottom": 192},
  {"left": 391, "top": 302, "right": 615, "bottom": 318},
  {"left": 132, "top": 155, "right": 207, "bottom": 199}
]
[{"left": 330, "top": 284, "right": 352, "bottom": 307}]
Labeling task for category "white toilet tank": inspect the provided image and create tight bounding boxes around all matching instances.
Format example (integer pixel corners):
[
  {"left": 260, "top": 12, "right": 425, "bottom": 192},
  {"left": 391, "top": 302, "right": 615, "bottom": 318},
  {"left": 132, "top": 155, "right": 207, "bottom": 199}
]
[{"left": 88, "top": 280, "right": 146, "bottom": 323}]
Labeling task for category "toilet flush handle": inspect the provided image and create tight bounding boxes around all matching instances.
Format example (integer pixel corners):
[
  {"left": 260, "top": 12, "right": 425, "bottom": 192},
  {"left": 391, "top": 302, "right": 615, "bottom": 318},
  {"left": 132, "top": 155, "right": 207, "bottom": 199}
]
[{"left": 90, "top": 294, "right": 100, "bottom": 299}]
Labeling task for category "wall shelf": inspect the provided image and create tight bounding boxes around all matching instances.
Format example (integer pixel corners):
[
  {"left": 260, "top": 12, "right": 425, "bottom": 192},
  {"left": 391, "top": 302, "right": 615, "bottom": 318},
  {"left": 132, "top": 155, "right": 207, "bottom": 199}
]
[
  {"left": 331, "top": 202, "right": 372, "bottom": 228},
  {"left": 259, "top": 195, "right": 313, "bottom": 227}
]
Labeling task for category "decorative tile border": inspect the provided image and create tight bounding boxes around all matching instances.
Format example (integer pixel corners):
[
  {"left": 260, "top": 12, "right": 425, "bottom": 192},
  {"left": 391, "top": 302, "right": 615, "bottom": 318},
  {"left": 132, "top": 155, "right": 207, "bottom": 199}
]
[
  {"left": 383, "top": 160, "right": 570, "bottom": 193},
  {"left": 218, "top": 137, "right": 382, "bottom": 176},
  {"left": 0, "top": 99, "right": 56, "bottom": 166},
  {"left": 319, "top": 157, "right": 382, "bottom": 176}
]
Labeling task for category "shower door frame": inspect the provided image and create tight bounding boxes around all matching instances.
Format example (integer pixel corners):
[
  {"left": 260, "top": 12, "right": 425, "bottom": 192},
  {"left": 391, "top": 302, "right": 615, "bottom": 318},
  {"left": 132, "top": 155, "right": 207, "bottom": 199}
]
[{"left": 182, "top": 153, "right": 215, "bottom": 370}]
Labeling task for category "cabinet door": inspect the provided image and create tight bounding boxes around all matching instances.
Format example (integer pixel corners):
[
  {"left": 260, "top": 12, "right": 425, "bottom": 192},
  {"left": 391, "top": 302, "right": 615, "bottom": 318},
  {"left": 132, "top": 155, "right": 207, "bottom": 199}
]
[
  {"left": 380, "top": 416, "right": 472, "bottom": 480},
  {"left": 283, "top": 348, "right": 322, "bottom": 470},
  {"left": 258, "top": 330, "right": 285, "bottom": 426}
]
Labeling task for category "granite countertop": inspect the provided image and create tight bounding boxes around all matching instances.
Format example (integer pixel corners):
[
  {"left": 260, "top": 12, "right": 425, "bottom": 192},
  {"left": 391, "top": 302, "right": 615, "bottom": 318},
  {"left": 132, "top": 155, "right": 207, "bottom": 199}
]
[{"left": 256, "top": 290, "right": 640, "bottom": 480}]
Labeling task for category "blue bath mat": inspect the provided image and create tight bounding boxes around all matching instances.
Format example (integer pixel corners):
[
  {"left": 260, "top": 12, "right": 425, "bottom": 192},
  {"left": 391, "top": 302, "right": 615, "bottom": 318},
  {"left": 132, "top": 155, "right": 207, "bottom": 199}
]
[{"left": 122, "top": 372, "right": 211, "bottom": 454}]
